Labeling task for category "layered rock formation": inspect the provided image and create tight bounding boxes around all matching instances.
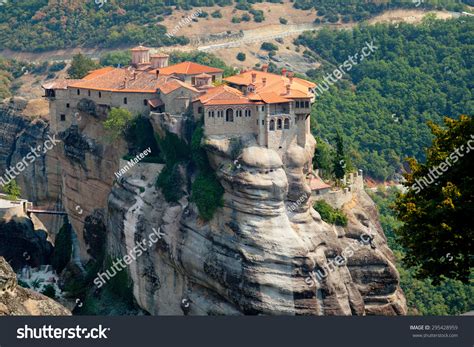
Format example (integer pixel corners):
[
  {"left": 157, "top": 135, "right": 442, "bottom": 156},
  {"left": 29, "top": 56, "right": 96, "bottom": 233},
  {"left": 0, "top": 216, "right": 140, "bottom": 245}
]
[
  {"left": 0, "top": 104, "right": 407, "bottom": 315},
  {"left": 107, "top": 132, "right": 407, "bottom": 315},
  {"left": 0, "top": 256, "right": 70, "bottom": 315}
]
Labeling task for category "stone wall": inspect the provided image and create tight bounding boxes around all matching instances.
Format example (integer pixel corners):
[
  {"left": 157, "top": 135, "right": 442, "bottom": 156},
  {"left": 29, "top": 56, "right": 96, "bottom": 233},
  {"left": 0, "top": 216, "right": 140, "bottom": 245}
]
[{"left": 313, "top": 170, "right": 364, "bottom": 209}]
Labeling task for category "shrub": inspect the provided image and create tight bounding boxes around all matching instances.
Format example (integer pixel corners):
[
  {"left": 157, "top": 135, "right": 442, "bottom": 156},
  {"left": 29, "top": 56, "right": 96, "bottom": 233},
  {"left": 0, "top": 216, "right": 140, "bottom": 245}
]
[
  {"left": 232, "top": 16, "right": 241, "bottom": 23},
  {"left": 124, "top": 116, "right": 161, "bottom": 161},
  {"left": 211, "top": 10, "right": 222, "bottom": 18},
  {"left": 51, "top": 222, "right": 72, "bottom": 273},
  {"left": 100, "top": 50, "right": 131, "bottom": 67},
  {"left": 191, "top": 173, "right": 224, "bottom": 221},
  {"left": 241, "top": 13, "right": 251, "bottom": 22},
  {"left": 236, "top": 52, "right": 246, "bottom": 61},
  {"left": 279, "top": 17, "right": 288, "bottom": 24},
  {"left": 2, "top": 180, "right": 21, "bottom": 200},
  {"left": 49, "top": 61, "right": 66, "bottom": 72},
  {"left": 313, "top": 200, "right": 348, "bottom": 226},
  {"left": 103, "top": 107, "right": 133, "bottom": 140},
  {"left": 156, "top": 163, "right": 185, "bottom": 203},
  {"left": 261, "top": 42, "right": 278, "bottom": 51}
]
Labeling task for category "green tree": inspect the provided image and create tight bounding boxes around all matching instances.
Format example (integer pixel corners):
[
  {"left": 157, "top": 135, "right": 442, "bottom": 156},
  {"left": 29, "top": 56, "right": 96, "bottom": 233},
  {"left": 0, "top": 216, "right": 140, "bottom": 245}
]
[
  {"left": 103, "top": 108, "right": 133, "bottom": 140},
  {"left": 68, "top": 53, "right": 99, "bottom": 79},
  {"left": 333, "top": 131, "right": 347, "bottom": 180},
  {"left": 236, "top": 52, "right": 246, "bottom": 62},
  {"left": 2, "top": 180, "right": 21, "bottom": 200},
  {"left": 100, "top": 50, "right": 131, "bottom": 67},
  {"left": 394, "top": 116, "right": 474, "bottom": 284}
]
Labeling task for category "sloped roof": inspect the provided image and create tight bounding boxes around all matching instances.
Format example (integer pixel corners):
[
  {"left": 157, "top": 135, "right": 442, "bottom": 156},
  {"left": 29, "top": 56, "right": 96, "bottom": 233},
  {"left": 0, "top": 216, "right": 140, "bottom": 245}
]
[
  {"left": 153, "top": 61, "right": 223, "bottom": 76},
  {"left": 42, "top": 79, "right": 82, "bottom": 90},
  {"left": 197, "top": 85, "right": 254, "bottom": 106},
  {"left": 224, "top": 69, "right": 315, "bottom": 99},
  {"left": 310, "top": 177, "right": 331, "bottom": 191}
]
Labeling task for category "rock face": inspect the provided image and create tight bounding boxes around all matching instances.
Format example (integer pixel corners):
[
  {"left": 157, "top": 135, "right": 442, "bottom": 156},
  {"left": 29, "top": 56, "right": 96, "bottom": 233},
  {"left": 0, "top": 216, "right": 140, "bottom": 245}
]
[
  {"left": 107, "top": 133, "right": 407, "bottom": 315},
  {"left": 1, "top": 106, "right": 407, "bottom": 315},
  {"left": 0, "top": 102, "right": 62, "bottom": 236},
  {"left": 0, "top": 206, "right": 53, "bottom": 271},
  {"left": 0, "top": 256, "right": 70, "bottom": 315}
]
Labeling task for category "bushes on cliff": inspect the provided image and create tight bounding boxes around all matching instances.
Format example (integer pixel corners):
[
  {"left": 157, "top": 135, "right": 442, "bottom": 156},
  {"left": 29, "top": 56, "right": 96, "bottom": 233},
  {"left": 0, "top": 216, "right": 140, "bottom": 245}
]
[
  {"left": 51, "top": 222, "right": 72, "bottom": 273},
  {"left": 191, "top": 173, "right": 224, "bottom": 221},
  {"left": 190, "top": 124, "right": 224, "bottom": 221},
  {"left": 124, "top": 116, "right": 161, "bottom": 162},
  {"left": 1, "top": 179, "right": 21, "bottom": 200},
  {"left": 313, "top": 200, "right": 348, "bottom": 226},
  {"left": 103, "top": 107, "right": 133, "bottom": 140},
  {"left": 155, "top": 131, "right": 189, "bottom": 203}
]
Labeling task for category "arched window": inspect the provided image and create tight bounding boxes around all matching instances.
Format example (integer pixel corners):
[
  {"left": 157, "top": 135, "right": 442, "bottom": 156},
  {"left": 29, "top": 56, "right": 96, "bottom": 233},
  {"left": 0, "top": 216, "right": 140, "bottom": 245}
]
[
  {"left": 269, "top": 119, "right": 275, "bottom": 131},
  {"left": 277, "top": 119, "right": 282, "bottom": 129},
  {"left": 284, "top": 118, "right": 290, "bottom": 129},
  {"left": 226, "top": 108, "right": 234, "bottom": 122}
]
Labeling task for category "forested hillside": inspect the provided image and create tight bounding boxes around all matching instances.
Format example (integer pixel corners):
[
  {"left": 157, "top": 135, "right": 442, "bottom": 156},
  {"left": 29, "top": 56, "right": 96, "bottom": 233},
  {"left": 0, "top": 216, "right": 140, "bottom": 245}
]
[
  {"left": 297, "top": 17, "right": 474, "bottom": 180},
  {"left": 0, "top": 0, "right": 467, "bottom": 52},
  {"left": 369, "top": 187, "right": 473, "bottom": 315}
]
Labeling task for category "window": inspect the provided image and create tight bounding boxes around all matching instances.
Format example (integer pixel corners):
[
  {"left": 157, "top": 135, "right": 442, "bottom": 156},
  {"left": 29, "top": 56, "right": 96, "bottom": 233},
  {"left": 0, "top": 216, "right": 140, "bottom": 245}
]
[
  {"left": 88, "top": 90, "right": 91, "bottom": 97},
  {"left": 277, "top": 119, "right": 282, "bottom": 129},
  {"left": 99, "top": 92, "right": 102, "bottom": 98},
  {"left": 60, "top": 114, "right": 66, "bottom": 121},
  {"left": 305, "top": 101, "right": 309, "bottom": 108},
  {"left": 284, "top": 118, "right": 290, "bottom": 129},
  {"left": 198, "top": 107, "right": 203, "bottom": 114},
  {"left": 261, "top": 106, "right": 265, "bottom": 112},
  {"left": 212, "top": 75, "right": 216, "bottom": 82},
  {"left": 66, "top": 103, "right": 70, "bottom": 108},
  {"left": 269, "top": 120, "right": 275, "bottom": 131},
  {"left": 226, "top": 108, "right": 234, "bottom": 122},
  {"left": 191, "top": 77, "right": 196, "bottom": 85},
  {"left": 144, "top": 100, "right": 148, "bottom": 106},
  {"left": 261, "top": 120, "right": 264, "bottom": 125},
  {"left": 296, "top": 101, "right": 300, "bottom": 108},
  {"left": 124, "top": 97, "right": 128, "bottom": 104},
  {"left": 77, "top": 89, "right": 80, "bottom": 95},
  {"left": 245, "top": 109, "right": 251, "bottom": 117}
]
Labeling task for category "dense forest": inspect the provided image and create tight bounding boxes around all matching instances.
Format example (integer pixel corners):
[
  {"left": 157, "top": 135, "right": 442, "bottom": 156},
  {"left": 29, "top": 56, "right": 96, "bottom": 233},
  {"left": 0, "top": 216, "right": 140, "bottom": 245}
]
[
  {"left": 297, "top": 17, "right": 474, "bottom": 180},
  {"left": 0, "top": 0, "right": 468, "bottom": 52}
]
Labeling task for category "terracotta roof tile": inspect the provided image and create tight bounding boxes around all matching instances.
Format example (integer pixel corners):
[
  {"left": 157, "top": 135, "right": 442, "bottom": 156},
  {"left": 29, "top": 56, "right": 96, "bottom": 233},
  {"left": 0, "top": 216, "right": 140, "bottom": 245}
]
[
  {"left": 153, "top": 61, "right": 223, "bottom": 76},
  {"left": 224, "top": 70, "right": 315, "bottom": 99}
]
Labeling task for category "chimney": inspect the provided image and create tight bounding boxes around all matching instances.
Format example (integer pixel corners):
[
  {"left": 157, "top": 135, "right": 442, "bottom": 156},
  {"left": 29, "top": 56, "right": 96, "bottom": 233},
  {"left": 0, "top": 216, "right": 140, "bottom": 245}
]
[
  {"left": 286, "top": 84, "right": 291, "bottom": 95},
  {"left": 150, "top": 53, "right": 169, "bottom": 68},
  {"left": 262, "top": 77, "right": 267, "bottom": 86},
  {"left": 281, "top": 68, "right": 287, "bottom": 77},
  {"left": 288, "top": 71, "right": 294, "bottom": 84},
  {"left": 262, "top": 64, "right": 268, "bottom": 73},
  {"left": 251, "top": 72, "right": 257, "bottom": 83}
]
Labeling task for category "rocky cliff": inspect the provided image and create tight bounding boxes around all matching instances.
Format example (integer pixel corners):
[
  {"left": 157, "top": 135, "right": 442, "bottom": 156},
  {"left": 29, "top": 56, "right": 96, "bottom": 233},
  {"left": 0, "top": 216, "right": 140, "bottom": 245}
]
[
  {"left": 106, "top": 132, "right": 407, "bottom": 315},
  {"left": 0, "top": 256, "right": 70, "bottom": 315},
  {"left": 0, "top": 105, "right": 406, "bottom": 315}
]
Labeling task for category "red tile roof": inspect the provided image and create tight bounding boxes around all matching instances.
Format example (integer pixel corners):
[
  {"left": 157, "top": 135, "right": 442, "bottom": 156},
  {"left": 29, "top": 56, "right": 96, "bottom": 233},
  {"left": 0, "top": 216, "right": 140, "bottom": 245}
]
[
  {"left": 153, "top": 61, "right": 223, "bottom": 76},
  {"left": 310, "top": 177, "right": 331, "bottom": 191},
  {"left": 224, "top": 69, "right": 315, "bottom": 99}
]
